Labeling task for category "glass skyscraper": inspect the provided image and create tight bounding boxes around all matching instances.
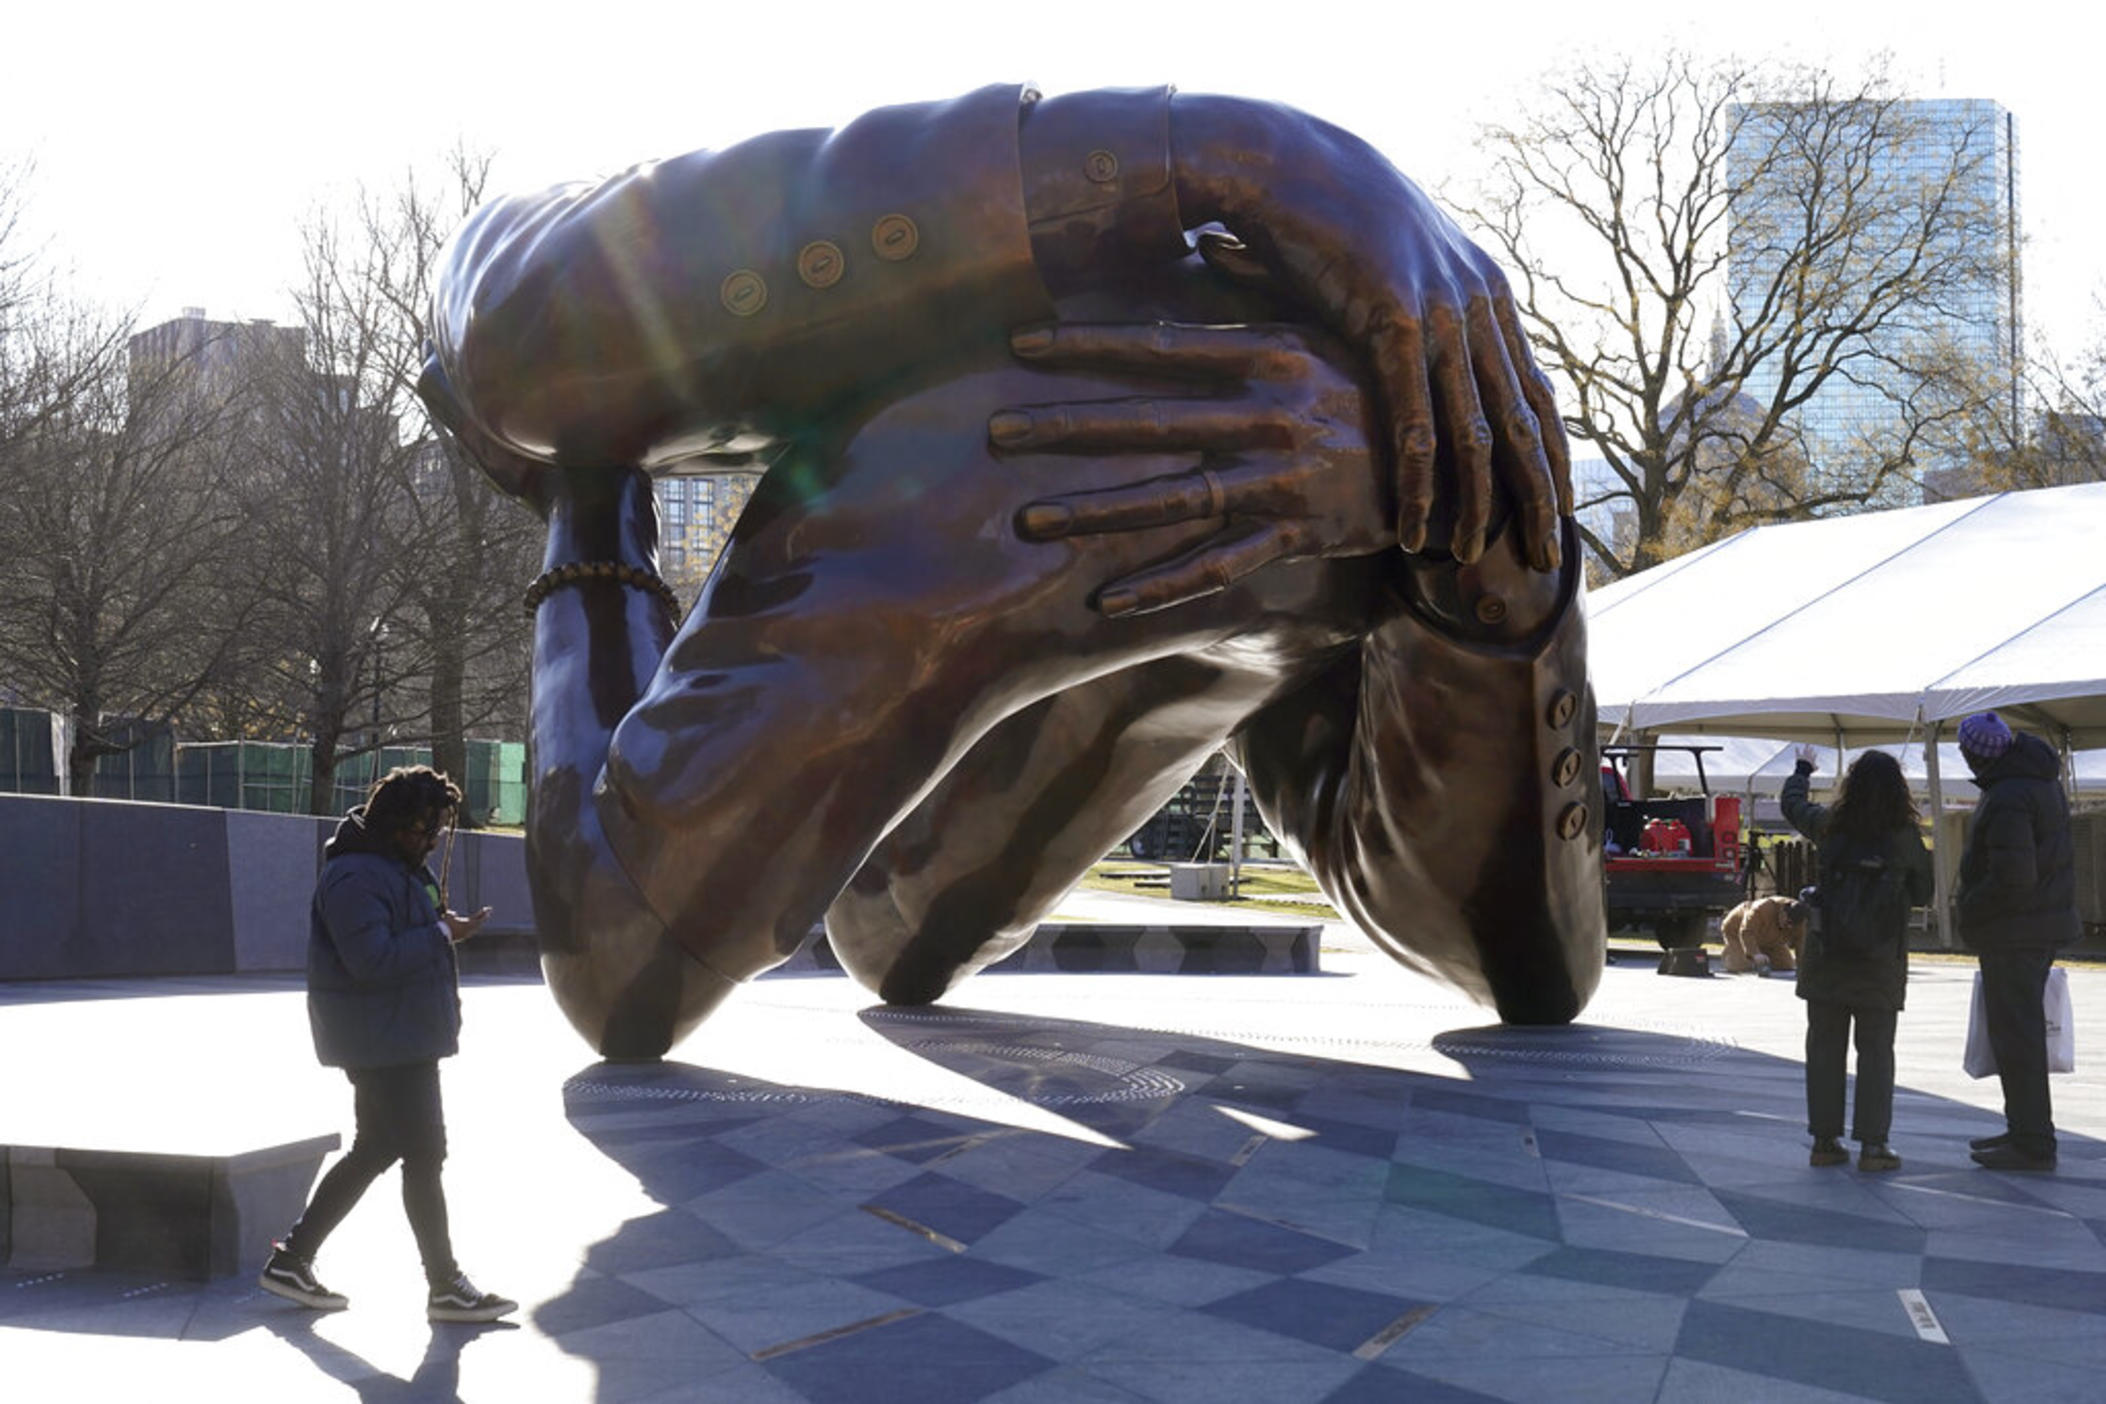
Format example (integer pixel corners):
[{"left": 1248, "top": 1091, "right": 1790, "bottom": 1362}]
[{"left": 1727, "top": 98, "right": 2021, "bottom": 501}]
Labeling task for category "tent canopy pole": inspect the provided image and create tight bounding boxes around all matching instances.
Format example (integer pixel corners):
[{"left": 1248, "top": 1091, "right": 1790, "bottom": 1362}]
[{"left": 1925, "top": 719, "right": 1953, "bottom": 949}]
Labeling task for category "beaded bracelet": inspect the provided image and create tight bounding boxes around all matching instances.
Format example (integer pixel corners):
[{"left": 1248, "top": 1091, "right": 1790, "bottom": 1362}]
[{"left": 523, "top": 560, "right": 680, "bottom": 616}]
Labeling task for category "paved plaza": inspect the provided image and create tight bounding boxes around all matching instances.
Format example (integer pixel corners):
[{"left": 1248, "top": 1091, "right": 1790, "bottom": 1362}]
[{"left": 4, "top": 891, "right": 2104, "bottom": 1402}]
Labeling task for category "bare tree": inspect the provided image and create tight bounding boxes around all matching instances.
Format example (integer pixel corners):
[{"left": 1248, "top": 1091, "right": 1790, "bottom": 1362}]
[
  {"left": 223, "top": 221, "right": 437, "bottom": 816},
  {"left": 0, "top": 157, "right": 36, "bottom": 333},
  {"left": 0, "top": 305, "right": 256, "bottom": 794},
  {"left": 0, "top": 163, "right": 116, "bottom": 486},
  {"left": 2027, "top": 340, "right": 2106, "bottom": 484},
  {"left": 1950, "top": 305, "right": 2106, "bottom": 493},
  {"left": 1462, "top": 54, "right": 2012, "bottom": 577},
  {"left": 0, "top": 166, "right": 260, "bottom": 793},
  {"left": 338, "top": 150, "right": 537, "bottom": 817},
  {"left": 222, "top": 161, "right": 538, "bottom": 821}
]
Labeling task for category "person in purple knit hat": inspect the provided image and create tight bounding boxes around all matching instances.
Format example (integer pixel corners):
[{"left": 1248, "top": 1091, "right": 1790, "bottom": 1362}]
[{"left": 1955, "top": 711, "right": 2078, "bottom": 1172}]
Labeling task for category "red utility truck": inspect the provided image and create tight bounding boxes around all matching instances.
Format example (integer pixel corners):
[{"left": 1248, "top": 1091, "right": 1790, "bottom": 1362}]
[{"left": 1601, "top": 744, "right": 1744, "bottom": 949}]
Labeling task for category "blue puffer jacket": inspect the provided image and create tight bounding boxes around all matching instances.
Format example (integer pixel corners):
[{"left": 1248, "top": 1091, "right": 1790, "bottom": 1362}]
[{"left": 307, "top": 808, "right": 461, "bottom": 1068}]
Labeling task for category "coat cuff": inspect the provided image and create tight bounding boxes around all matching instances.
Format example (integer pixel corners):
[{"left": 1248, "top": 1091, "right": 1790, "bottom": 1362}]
[{"left": 1020, "top": 86, "right": 1185, "bottom": 282}]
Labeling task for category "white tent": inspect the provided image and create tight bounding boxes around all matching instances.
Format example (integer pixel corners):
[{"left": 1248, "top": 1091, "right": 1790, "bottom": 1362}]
[
  {"left": 1589, "top": 482, "right": 2106, "bottom": 749},
  {"left": 1589, "top": 483, "right": 2106, "bottom": 943},
  {"left": 1642, "top": 736, "right": 2106, "bottom": 802}
]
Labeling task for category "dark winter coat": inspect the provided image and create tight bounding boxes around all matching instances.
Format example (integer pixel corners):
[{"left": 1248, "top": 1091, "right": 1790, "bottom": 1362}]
[
  {"left": 1956, "top": 731, "right": 2080, "bottom": 952},
  {"left": 1780, "top": 762, "right": 1932, "bottom": 1011},
  {"left": 306, "top": 808, "right": 462, "bottom": 1069}
]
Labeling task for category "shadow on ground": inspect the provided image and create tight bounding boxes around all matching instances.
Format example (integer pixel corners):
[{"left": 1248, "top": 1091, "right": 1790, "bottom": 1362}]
[
  {"left": 526, "top": 1006, "right": 2105, "bottom": 1404},
  {"left": 8, "top": 994, "right": 2103, "bottom": 1404}
]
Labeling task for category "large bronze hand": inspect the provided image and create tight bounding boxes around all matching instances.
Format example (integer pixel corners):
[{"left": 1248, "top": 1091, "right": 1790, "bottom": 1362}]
[
  {"left": 1169, "top": 96, "right": 1572, "bottom": 571},
  {"left": 1000, "top": 322, "right": 1390, "bottom": 617}
]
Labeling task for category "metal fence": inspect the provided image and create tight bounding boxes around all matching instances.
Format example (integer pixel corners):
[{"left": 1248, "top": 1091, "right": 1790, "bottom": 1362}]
[
  {"left": 0, "top": 707, "right": 64, "bottom": 796},
  {"left": 0, "top": 710, "right": 524, "bottom": 827}
]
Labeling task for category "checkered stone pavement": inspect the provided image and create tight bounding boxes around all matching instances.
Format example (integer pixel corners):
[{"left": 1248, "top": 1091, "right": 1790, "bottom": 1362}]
[
  {"left": 4, "top": 935, "right": 2103, "bottom": 1402},
  {"left": 532, "top": 994, "right": 2106, "bottom": 1404}
]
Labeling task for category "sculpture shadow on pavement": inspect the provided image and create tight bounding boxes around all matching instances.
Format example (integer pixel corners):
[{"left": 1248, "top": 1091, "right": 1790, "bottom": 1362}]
[{"left": 531, "top": 1004, "right": 2105, "bottom": 1404}]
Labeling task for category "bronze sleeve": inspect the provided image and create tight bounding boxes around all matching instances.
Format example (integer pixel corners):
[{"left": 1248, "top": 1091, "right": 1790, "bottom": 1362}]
[
  {"left": 430, "top": 84, "right": 1054, "bottom": 470},
  {"left": 1229, "top": 521, "right": 1602, "bottom": 1025},
  {"left": 1019, "top": 85, "right": 1186, "bottom": 285}
]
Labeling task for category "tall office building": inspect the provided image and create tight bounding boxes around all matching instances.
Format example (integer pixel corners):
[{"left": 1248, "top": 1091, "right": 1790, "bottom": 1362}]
[
  {"left": 126, "top": 307, "right": 306, "bottom": 409},
  {"left": 1728, "top": 99, "right": 2021, "bottom": 501},
  {"left": 655, "top": 473, "right": 760, "bottom": 596},
  {"left": 132, "top": 312, "right": 757, "bottom": 594}
]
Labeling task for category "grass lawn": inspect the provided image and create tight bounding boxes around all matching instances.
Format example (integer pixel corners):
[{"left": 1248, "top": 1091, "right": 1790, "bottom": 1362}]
[{"left": 1080, "top": 861, "right": 1341, "bottom": 921}]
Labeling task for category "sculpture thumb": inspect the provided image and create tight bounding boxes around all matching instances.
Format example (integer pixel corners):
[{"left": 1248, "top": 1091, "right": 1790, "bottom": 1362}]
[{"left": 1195, "top": 231, "right": 1275, "bottom": 287}]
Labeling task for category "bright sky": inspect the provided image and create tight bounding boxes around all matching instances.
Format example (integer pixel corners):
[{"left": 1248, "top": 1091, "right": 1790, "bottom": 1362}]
[{"left": 7, "top": 0, "right": 2100, "bottom": 355}]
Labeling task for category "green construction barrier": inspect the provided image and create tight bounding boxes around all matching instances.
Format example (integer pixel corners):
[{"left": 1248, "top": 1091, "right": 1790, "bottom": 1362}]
[
  {"left": 176, "top": 742, "right": 313, "bottom": 813},
  {"left": 0, "top": 707, "right": 63, "bottom": 796},
  {"left": 170, "top": 738, "right": 526, "bottom": 821},
  {"left": 464, "top": 739, "right": 526, "bottom": 826},
  {"left": 88, "top": 719, "right": 177, "bottom": 803}
]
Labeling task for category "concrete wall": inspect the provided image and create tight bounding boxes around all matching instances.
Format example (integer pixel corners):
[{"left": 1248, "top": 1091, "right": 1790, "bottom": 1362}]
[{"left": 0, "top": 794, "right": 533, "bottom": 980}]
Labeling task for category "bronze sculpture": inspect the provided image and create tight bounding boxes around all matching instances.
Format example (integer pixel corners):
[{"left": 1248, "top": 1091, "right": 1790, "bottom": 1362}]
[{"left": 419, "top": 86, "right": 1605, "bottom": 1060}]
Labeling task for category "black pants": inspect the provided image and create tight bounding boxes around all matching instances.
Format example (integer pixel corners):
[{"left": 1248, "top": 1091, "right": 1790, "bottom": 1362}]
[
  {"left": 1979, "top": 947, "right": 2057, "bottom": 1156},
  {"left": 285, "top": 1061, "right": 458, "bottom": 1287},
  {"left": 1805, "top": 1001, "right": 1897, "bottom": 1143}
]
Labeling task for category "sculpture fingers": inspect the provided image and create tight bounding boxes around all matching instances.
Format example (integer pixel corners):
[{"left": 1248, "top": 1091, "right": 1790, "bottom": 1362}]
[
  {"left": 1423, "top": 295, "right": 1495, "bottom": 566},
  {"left": 1094, "top": 523, "right": 1287, "bottom": 617},
  {"left": 1015, "top": 474, "right": 1211, "bottom": 540},
  {"left": 989, "top": 397, "right": 1295, "bottom": 454},
  {"left": 1367, "top": 308, "right": 1439, "bottom": 557},
  {"left": 1010, "top": 320, "right": 1293, "bottom": 379},
  {"left": 1192, "top": 231, "right": 1277, "bottom": 287},
  {"left": 1016, "top": 462, "right": 1270, "bottom": 540},
  {"left": 1463, "top": 294, "right": 1558, "bottom": 574},
  {"left": 1494, "top": 296, "right": 1575, "bottom": 521}
]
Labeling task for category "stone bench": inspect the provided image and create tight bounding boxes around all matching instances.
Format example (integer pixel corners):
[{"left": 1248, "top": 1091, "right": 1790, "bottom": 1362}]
[{"left": 4, "top": 1134, "right": 338, "bottom": 1280}]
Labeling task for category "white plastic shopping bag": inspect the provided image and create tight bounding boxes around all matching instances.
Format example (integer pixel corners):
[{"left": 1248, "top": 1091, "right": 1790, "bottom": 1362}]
[
  {"left": 1964, "top": 971, "right": 1997, "bottom": 1078},
  {"left": 1962, "top": 966, "right": 2075, "bottom": 1078},
  {"left": 2045, "top": 966, "right": 2075, "bottom": 1075}
]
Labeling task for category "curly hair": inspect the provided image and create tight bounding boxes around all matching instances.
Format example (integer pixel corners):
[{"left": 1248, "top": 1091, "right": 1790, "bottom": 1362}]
[
  {"left": 363, "top": 765, "right": 463, "bottom": 836},
  {"left": 1826, "top": 750, "right": 1918, "bottom": 846}
]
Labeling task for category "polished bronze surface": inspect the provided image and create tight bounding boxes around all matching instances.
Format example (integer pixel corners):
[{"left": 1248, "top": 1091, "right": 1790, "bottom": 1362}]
[{"left": 421, "top": 86, "right": 1604, "bottom": 1057}]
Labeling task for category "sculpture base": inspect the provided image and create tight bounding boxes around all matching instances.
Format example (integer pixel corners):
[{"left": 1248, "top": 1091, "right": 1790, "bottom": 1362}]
[{"left": 772, "top": 921, "right": 1322, "bottom": 979}]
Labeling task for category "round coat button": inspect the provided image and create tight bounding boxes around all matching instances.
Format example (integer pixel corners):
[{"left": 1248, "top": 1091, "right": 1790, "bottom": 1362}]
[
  {"left": 871, "top": 214, "right": 919, "bottom": 262},
  {"left": 1556, "top": 803, "right": 1589, "bottom": 841},
  {"left": 797, "top": 240, "right": 845, "bottom": 289},
  {"left": 1547, "top": 689, "right": 1578, "bottom": 729},
  {"left": 1552, "top": 747, "right": 1582, "bottom": 788},
  {"left": 720, "top": 270, "right": 767, "bottom": 317},
  {"left": 1085, "top": 149, "right": 1120, "bottom": 183}
]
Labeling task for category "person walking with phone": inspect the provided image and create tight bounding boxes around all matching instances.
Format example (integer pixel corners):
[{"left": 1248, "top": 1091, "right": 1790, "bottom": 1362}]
[
  {"left": 1782, "top": 747, "right": 1932, "bottom": 1172},
  {"left": 258, "top": 765, "right": 517, "bottom": 1322}
]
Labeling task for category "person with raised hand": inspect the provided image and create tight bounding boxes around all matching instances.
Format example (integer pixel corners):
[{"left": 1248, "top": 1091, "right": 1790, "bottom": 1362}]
[{"left": 1781, "top": 747, "right": 1932, "bottom": 1173}]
